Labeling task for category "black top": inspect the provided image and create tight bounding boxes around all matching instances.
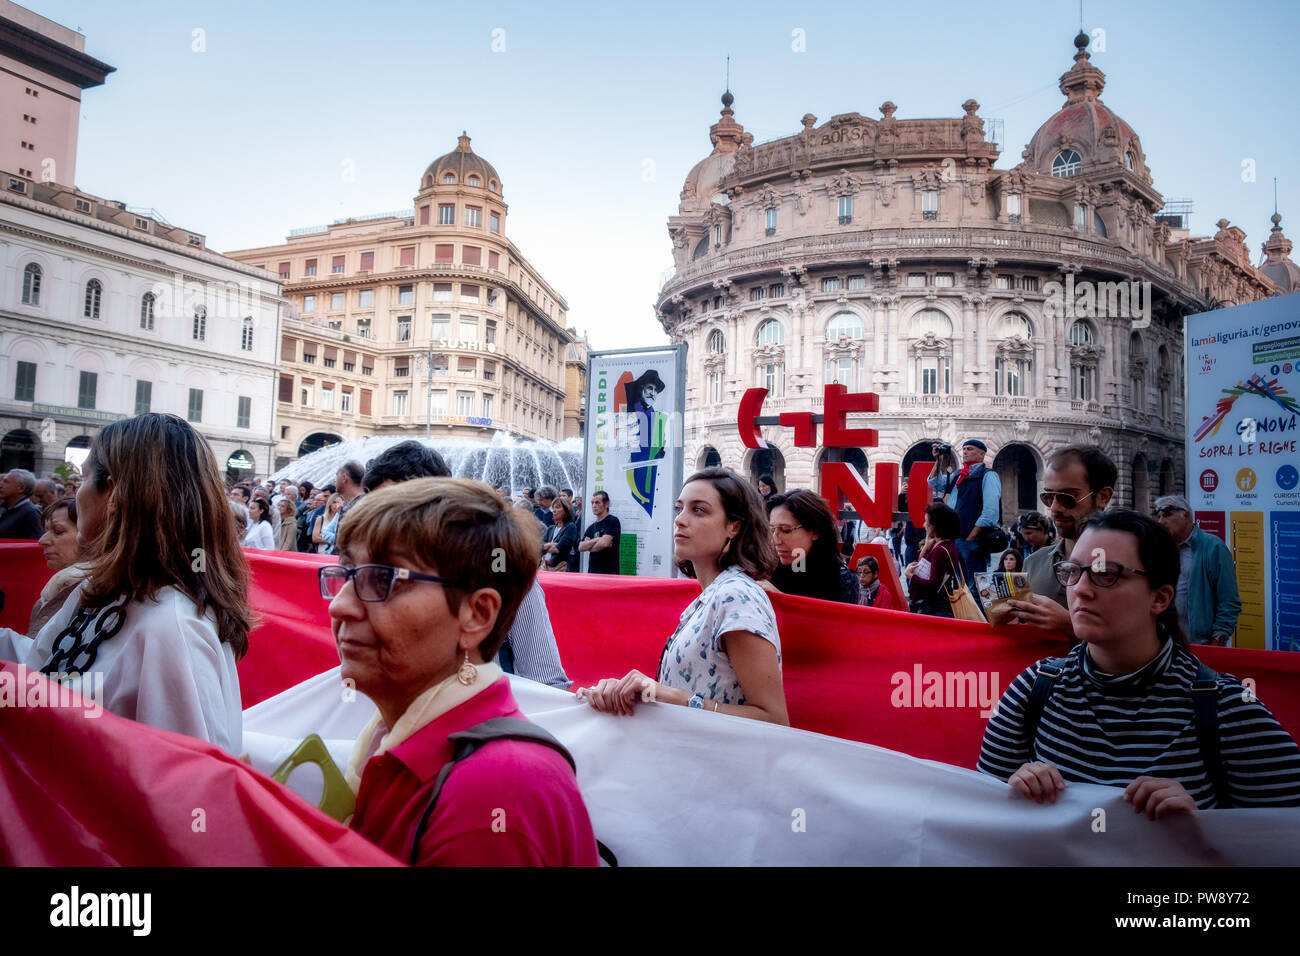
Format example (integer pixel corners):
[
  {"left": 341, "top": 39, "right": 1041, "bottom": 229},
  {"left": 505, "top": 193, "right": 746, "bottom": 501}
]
[
  {"left": 771, "top": 559, "right": 860, "bottom": 605},
  {"left": 582, "top": 515, "right": 622, "bottom": 574},
  {"left": 543, "top": 520, "right": 578, "bottom": 572},
  {"left": 0, "top": 497, "right": 43, "bottom": 540}
]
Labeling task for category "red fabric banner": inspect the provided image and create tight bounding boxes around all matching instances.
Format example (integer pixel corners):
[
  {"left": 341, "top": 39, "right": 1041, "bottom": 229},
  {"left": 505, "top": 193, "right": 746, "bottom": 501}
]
[{"left": 6, "top": 541, "right": 1300, "bottom": 768}]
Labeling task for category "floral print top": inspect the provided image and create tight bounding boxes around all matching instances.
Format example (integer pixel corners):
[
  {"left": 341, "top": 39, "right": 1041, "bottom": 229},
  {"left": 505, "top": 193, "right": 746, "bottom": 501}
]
[{"left": 657, "top": 566, "right": 781, "bottom": 706}]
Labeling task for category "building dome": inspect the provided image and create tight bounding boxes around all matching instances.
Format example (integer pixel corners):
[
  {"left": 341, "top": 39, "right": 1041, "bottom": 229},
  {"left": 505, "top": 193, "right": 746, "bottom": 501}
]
[
  {"left": 678, "top": 92, "right": 746, "bottom": 214},
  {"left": 1022, "top": 34, "right": 1149, "bottom": 181},
  {"left": 422, "top": 132, "right": 502, "bottom": 192},
  {"left": 1260, "top": 212, "right": 1300, "bottom": 293}
]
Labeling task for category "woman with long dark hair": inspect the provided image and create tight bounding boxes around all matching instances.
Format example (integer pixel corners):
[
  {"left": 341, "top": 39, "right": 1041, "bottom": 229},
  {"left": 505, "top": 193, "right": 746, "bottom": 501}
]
[
  {"left": 979, "top": 510, "right": 1300, "bottom": 814},
  {"left": 578, "top": 468, "right": 788, "bottom": 724},
  {"left": 903, "top": 502, "right": 964, "bottom": 618},
  {"left": 243, "top": 497, "right": 275, "bottom": 550},
  {"left": 540, "top": 495, "right": 579, "bottom": 572},
  {"left": 764, "top": 490, "right": 859, "bottom": 604},
  {"left": 0, "top": 413, "right": 251, "bottom": 752}
]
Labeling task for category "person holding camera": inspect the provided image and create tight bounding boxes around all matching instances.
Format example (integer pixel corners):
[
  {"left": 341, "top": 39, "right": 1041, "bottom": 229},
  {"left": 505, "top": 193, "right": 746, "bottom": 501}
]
[{"left": 927, "top": 439, "right": 1003, "bottom": 588}]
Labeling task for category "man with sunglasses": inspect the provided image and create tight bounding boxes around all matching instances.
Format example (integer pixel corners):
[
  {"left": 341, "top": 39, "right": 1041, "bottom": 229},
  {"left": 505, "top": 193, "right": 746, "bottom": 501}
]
[
  {"left": 1008, "top": 444, "right": 1116, "bottom": 637},
  {"left": 1153, "top": 494, "right": 1239, "bottom": 646}
]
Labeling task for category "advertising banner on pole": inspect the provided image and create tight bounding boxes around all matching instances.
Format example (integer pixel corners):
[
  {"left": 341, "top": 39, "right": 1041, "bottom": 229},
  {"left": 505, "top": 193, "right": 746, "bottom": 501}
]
[
  {"left": 1186, "top": 293, "right": 1300, "bottom": 650},
  {"left": 582, "top": 346, "right": 686, "bottom": 577}
]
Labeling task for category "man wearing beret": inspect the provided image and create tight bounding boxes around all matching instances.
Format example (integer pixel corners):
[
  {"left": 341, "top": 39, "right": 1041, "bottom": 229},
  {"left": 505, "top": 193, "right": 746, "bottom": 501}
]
[{"left": 928, "top": 438, "right": 1002, "bottom": 588}]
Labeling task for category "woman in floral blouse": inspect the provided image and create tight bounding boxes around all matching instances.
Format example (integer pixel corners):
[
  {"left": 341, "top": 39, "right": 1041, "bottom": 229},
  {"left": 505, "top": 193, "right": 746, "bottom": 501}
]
[{"left": 578, "top": 468, "right": 788, "bottom": 724}]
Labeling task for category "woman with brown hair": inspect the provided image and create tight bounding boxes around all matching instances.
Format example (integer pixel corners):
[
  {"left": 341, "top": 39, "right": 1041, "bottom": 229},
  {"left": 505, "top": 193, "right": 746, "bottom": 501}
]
[
  {"left": 275, "top": 497, "right": 298, "bottom": 551},
  {"left": 578, "top": 467, "right": 788, "bottom": 724},
  {"left": 540, "top": 495, "right": 578, "bottom": 572},
  {"left": 29, "top": 498, "right": 91, "bottom": 635},
  {"left": 764, "top": 489, "right": 860, "bottom": 604},
  {"left": 0, "top": 413, "right": 252, "bottom": 753}
]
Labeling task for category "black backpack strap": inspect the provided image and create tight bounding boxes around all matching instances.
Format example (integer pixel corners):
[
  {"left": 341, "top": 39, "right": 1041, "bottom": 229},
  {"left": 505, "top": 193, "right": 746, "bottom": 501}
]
[
  {"left": 1191, "top": 661, "right": 1229, "bottom": 808},
  {"left": 407, "top": 717, "right": 617, "bottom": 867},
  {"left": 1020, "top": 658, "right": 1070, "bottom": 757}
]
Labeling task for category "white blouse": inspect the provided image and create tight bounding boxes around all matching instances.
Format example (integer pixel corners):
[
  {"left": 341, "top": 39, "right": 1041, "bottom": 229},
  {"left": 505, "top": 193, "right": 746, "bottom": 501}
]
[
  {"left": 242, "top": 520, "right": 275, "bottom": 551},
  {"left": 0, "top": 582, "right": 243, "bottom": 754}
]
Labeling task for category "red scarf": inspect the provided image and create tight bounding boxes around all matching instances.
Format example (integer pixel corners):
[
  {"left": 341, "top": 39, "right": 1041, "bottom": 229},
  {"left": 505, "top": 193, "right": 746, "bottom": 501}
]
[{"left": 955, "top": 465, "right": 972, "bottom": 486}]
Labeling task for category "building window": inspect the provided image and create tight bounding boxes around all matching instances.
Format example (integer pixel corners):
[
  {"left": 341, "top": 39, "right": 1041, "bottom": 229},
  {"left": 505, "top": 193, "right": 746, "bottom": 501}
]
[
  {"left": 458, "top": 357, "right": 476, "bottom": 377},
  {"left": 237, "top": 395, "right": 251, "bottom": 428},
  {"left": 431, "top": 314, "right": 451, "bottom": 340},
  {"left": 332, "top": 255, "right": 346, "bottom": 274},
  {"left": 838, "top": 196, "right": 853, "bottom": 225},
  {"left": 466, "top": 206, "right": 483, "bottom": 227},
  {"left": 460, "top": 284, "right": 480, "bottom": 303},
  {"left": 994, "top": 274, "right": 1012, "bottom": 290},
  {"left": 241, "top": 316, "right": 254, "bottom": 350},
  {"left": 134, "top": 379, "right": 151, "bottom": 415},
  {"left": 488, "top": 251, "right": 501, "bottom": 270},
  {"left": 21, "top": 263, "right": 41, "bottom": 305},
  {"left": 397, "top": 316, "right": 412, "bottom": 341},
  {"left": 15, "top": 360, "right": 36, "bottom": 402},
  {"left": 749, "top": 287, "right": 765, "bottom": 302},
  {"left": 456, "top": 391, "right": 474, "bottom": 416},
  {"left": 826, "top": 311, "right": 865, "bottom": 340},
  {"left": 140, "top": 292, "right": 155, "bottom": 330},
  {"left": 822, "top": 277, "right": 840, "bottom": 293},
  {"left": 994, "top": 356, "right": 1032, "bottom": 396},
  {"left": 459, "top": 318, "right": 478, "bottom": 342},
  {"left": 1124, "top": 151, "right": 1136, "bottom": 171},
  {"left": 434, "top": 283, "right": 453, "bottom": 302},
  {"left": 419, "top": 205, "right": 431, "bottom": 225},
  {"left": 305, "top": 258, "right": 318, "bottom": 276},
  {"left": 432, "top": 354, "right": 448, "bottom": 375},
  {"left": 765, "top": 208, "right": 777, "bottom": 235},
  {"left": 340, "top": 391, "right": 352, "bottom": 412},
  {"left": 708, "top": 329, "right": 726, "bottom": 353},
  {"left": 356, "top": 318, "right": 371, "bottom": 338},
  {"left": 187, "top": 387, "right": 203, "bottom": 422},
  {"left": 303, "top": 349, "right": 316, "bottom": 364},
  {"left": 398, "top": 284, "right": 414, "bottom": 305},
  {"left": 78, "top": 371, "right": 97, "bottom": 409},
  {"left": 760, "top": 362, "right": 784, "bottom": 396},
  {"left": 1075, "top": 203, "right": 1088, "bottom": 231},
  {"left": 908, "top": 273, "right": 927, "bottom": 288},
  {"left": 320, "top": 387, "right": 334, "bottom": 411},
  {"left": 1019, "top": 276, "right": 1039, "bottom": 291},
  {"left": 922, "top": 190, "right": 939, "bottom": 220},
  {"left": 392, "top": 390, "right": 408, "bottom": 415},
  {"left": 756, "top": 318, "right": 784, "bottom": 346},
  {"left": 324, "top": 356, "right": 336, "bottom": 368},
  {"left": 483, "top": 361, "right": 496, "bottom": 381},
  {"left": 343, "top": 360, "right": 355, "bottom": 372},
  {"left": 193, "top": 306, "right": 207, "bottom": 341},
  {"left": 330, "top": 292, "right": 344, "bottom": 310},
  {"left": 84, "top": 279, "right": 102, "bottom": 319},
  {"left": 485, "top": 319, "right": 497, "bottom": 345},
  {"left": 362, "top": 362, "right": 373, "bottom": 375},
  {"left": 358, "top": 289, "right": 374, "bottom": 308},
  {"left": 278, "top": 261, "right": 290, "bottom": 279},
  {"left": 438, "top": 204, "right": 455, "bottom": 225},
  {"left": 1052, "top": 150, "right": 1083, "bottom": 177},
  {"left": 489, "top": 212, "right": 500, "bottom": 233},
  {"left": 707, "top": 370, "right": 723, "bottom": 403},
  {"left": 393, "top": 359, "right": 410, "bottom": 378},
  {"left": 360, "top": 251, "right": 374, "bottom": 271},
  {"left": 467, "top": 175, "right": 481, "bottom": 187},
  {"left": 1073, "top": 363, "right": 1094, "bottom": 401},
  {"left": 430, "top": 389, "right": 447, "bottom": 416},
  {"left": 463, "top": 245, "right": 482, "bottom": 266},
  {"left": 935, "top": 273, "right": 954, "bottom": 288},
  {"left": 303, "top": 295, "right": 316, "bottom": 313},
  {"left": 482, "top": 394, "right": 494, "bottom": 418},
  {"left": 399, "top": 246, "right": 415, "bottom": 268},
  {"left": 443, "top": 173, "right": 456, "bottom": 184},
  {"left": 847, "top": 275, "right": 866, "bottom": 290},
  {"left": 1007, "top": 193, "right": 1022, "bottom": 222}
]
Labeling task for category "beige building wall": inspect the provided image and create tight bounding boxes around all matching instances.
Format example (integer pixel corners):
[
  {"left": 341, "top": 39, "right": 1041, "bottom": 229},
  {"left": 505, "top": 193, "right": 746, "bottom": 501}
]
[
  {"left": 563, "top": 336, "right": 589, "bottom": 439},
  {"left": 226, "top": 134, "right": 571, "bottom": 467}
]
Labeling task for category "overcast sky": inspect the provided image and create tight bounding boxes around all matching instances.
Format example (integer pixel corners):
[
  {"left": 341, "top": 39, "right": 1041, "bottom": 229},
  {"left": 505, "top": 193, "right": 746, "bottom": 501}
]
[{"left": 31, "top": 0, "right": 1300, "bottom": 350}]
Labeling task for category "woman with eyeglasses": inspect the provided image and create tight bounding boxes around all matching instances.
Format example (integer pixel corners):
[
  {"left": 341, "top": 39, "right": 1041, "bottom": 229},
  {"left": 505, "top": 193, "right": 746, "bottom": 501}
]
[
  {"left": 979, "top": 510, "right": 1300, "bottom": 815},
  {"left": 762, "top": 490, "right": 859, "bottom": 604},
  {"left": 321, "top": 478, "right": 598, "bottom": 866},
  {"left": 0, "top": 413, "right": 249, "bottom": 752},
  {"left": 577, "top": 467, "right": 788, "bottom": 724}
]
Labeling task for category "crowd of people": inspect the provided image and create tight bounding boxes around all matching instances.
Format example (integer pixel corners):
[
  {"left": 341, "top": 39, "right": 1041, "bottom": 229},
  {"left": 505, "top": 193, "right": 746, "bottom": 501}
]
[{"left": 0, "top": 417, "right": 1292, "bottom": 866}]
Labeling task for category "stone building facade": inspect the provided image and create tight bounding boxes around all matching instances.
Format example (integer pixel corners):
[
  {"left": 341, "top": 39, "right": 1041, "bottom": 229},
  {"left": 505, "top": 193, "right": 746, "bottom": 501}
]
[
  {"left": 226, "top": 134, "right": 571, "bottom": 470},
  {"left": 657, "top": 34, "right": 1296, "bottom": 519}
]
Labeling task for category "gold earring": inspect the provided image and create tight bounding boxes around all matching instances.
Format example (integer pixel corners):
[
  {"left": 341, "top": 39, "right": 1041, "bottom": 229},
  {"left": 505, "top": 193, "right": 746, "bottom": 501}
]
[{"left": 457, "top": 650, "right": 478, "bottom": 686}]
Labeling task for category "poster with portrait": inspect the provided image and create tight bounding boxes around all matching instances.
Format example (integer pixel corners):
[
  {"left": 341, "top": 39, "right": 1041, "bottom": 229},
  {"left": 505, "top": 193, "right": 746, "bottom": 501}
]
[
  {"left": 582, "top": 346, "right": 686, "bottom": 576},
  {"left": 1186, "top": 294, "right": 1300, "bottom": 650}
]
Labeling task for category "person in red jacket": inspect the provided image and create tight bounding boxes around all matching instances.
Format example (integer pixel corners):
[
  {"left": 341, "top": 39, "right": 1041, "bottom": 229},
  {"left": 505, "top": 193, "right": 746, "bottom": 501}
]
[
  {"left": 856, "top": 556, "right": 898, "bottom": 610},
  {"left": 321, "top": 477, "right": 598, "bottom": 866}
]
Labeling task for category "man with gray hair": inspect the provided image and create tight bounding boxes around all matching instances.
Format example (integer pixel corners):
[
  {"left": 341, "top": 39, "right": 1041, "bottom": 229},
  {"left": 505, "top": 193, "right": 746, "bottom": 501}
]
[
  {"left": 0, "top": 469, "right": 44, "bottom": 540},
  {"left": 1154, "top": 494, "right": 1241, "bottom": 646},
  {"left": 31, "top": 478, "right": 59, "bottom": 510}
]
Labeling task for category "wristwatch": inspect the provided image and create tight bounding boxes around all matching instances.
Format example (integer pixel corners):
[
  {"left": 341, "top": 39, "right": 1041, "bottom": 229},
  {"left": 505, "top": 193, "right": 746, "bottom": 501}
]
[{"left": 688, "top": 694, "right": 704, "bottom": 709}]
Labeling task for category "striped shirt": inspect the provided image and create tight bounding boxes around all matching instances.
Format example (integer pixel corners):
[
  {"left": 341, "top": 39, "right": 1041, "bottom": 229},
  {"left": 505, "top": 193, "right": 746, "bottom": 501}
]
[
  {"left": 978, "top": 639, "right": 1300, "bottom": 808},
  {"left": 496, "top": 580, "right": 570, "bottom": 690}
]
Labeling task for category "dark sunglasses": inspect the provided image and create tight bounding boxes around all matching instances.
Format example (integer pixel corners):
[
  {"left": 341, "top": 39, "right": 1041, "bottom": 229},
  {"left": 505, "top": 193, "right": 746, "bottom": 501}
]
[
  {"left": 318, "top": 563, "right": 465, "bottom": 602},
  {"left": 1054, "top": 559, "right": 1149, "bottom": 589},
  {"left": 1154, "top": 506, "right": 1185, "bottom": 518},
  {"left": 1039, "top": 490, "right": 1095, "bottom": 509}
]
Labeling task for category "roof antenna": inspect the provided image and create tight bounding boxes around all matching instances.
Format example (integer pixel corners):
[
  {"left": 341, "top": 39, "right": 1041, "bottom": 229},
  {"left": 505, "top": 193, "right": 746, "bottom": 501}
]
[
  {"left": 725, "top": 55, "right": 731, "bottom": 92},
  {"left": 1079, "top": 0, "right": 1084, "bottom": 32},
  {"left": 1275, "top": 177, "right": 1280, "bottom": 216}
]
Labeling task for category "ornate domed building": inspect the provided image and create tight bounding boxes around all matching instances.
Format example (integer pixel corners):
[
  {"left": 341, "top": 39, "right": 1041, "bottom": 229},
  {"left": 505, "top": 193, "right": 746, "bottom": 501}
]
[
  {"left": 657, "top": 33, "right": 1290, "bottom": 516},
  {"left": 228, "top": 133, "right": 572, "bottom": 468}
]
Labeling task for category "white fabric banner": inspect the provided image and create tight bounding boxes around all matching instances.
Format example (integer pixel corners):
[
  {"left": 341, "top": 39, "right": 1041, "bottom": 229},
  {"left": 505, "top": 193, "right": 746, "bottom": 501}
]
[{"left": 243, "top": 669, "right": 1300, "bottom": 865}]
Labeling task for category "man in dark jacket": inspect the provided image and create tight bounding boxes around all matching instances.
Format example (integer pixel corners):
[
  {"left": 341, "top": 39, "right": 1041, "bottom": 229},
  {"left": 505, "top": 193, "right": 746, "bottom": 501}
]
[{"left": 0, "top": 469, "right": 45, "bottom": 540}]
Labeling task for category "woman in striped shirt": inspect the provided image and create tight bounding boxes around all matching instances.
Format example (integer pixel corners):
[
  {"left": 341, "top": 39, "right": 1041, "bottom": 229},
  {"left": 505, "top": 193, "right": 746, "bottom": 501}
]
[{"left": 979, "top": 510, "right": 1300, "bottom": 817}]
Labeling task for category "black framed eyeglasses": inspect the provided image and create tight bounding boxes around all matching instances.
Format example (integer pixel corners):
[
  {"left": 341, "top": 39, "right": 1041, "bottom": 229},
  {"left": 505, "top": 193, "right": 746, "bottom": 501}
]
[
  {"left": 1039, "top": 490, "right": 1095, "bottom": 509},
  {"left": 318, "top": 564, "right": 466, "bottom": 602},
  {"left": 1054, "top": 559, "right": 1149, "bottom": 589}
]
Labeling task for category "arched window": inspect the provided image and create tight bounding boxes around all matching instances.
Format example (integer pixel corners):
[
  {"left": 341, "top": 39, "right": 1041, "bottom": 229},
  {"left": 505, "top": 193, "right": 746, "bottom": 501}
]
[
  {"left": 910, "top": 308, "right": 952, "bottom": 338},
  {"left": 467, "top": 174, "right": 481, "bottom": 186},
  {"left": 994, "top": 312, "right": 1033, "bottom": 397},
  {"left": 241, "top": 316, "right": 254, "bottom": 351},
  {"left": 825, "top": 311, "right": 865, "bottom": 340},
  {"left": 707, "top": 329, "right": 726, "bottom": 353},
  {"left": 442, "top": 173, "right": 456, "bottom": 184},
  {"left": 489, "top": 180, "right": 498, "bottom": 193},
  {"left": 756, "top": 318, "right": 784, "bottom": 346},
  {"left": 994, "top": 311, "right": 1032, "bottom": 340},
  {"left": 423, "top": 174, "right": 433, "bottom": 188},
  {"left": 1068, "top": 320, "right": 1094, "bottom": 345},
  {"left": 21, "top": 263, "right": 41, "bottom": 305},
  {"left": 140, "top": 292, "right": 155, "bottom": 330},
  {"left": 1124, "top": 152, "right": 1136, "bottom": 171},
  {"left": 83, "top": 279, "right": 102, "bottom": 319},
  {"left": 1052, "top": 149, "right": 1083, "bottom": 177},
  {"left": 908, "top": 309, "right": 952, "bottom": 395},
  {"left": 193, "top": 305, "right": 207, "bottom": 342},
  {"left": 707, "top": 369, "right": 723, "bottom": 403}
]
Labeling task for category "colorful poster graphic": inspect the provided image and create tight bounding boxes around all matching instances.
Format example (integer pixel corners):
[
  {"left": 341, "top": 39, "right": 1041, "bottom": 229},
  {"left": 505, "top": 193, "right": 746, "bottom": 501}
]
[
  {"left": 582, "top": 347, "right": 686, "bottom": 577},
  {"left": 1187, "top": 294, "right": 1300, "bottom": 650}
]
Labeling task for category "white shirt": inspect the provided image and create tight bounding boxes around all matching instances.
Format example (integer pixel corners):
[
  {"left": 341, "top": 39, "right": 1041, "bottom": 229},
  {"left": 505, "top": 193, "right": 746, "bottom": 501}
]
[
  {"left": 243, "top": 520, "right": 275, "bottom": 550},
  {"left": 0, "top": 582, "right": 243, "bottom": 753}
]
